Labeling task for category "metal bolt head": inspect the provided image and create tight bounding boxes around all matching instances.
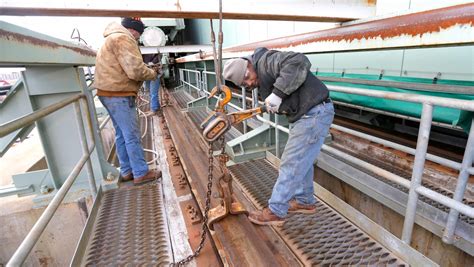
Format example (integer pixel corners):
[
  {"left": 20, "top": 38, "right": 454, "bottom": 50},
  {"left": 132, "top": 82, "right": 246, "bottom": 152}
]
[
  {"left": 106, "top": 172, "right": 115, "bottom": 181},
  {"left": 40, "top": 185, "right": 50, "bottom": 194}
]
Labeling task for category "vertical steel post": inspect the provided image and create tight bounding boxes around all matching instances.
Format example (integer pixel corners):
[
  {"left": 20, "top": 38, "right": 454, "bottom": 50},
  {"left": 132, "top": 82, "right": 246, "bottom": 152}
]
[
  {"left": 442, "top": 117, "right": 474, "bottom": 243},
  {"left": 73, "top": 101, "right": 97, "bottom": 197},
  {"left": 242, "top": 86, "right": 247, "bottom": 134},
  {"left": 275, "top": 115, "right": 280, "bottom": 158},
  {"left": 401, "top": 103, "right": 433, "bottom": 243}
]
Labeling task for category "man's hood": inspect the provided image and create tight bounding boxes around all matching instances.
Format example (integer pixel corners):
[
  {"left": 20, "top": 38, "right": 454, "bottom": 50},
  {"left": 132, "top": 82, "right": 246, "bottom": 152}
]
[
  {"left": 250, "top": 47, "right": 269, "bottom": 69},
  {"left": 103, "top": 21, "right": 134, "bottom": 39}
]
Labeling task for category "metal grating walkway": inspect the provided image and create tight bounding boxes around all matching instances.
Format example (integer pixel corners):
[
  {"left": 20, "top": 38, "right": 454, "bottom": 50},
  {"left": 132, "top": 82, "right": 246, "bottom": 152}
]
[
  {"left": 82, "top": 183, "right": 171, "bottom": 265},
  {"left": 229, "top": 159, "right": 407, "bottom": 266},
  {"left": 170, "top": 89, "right": 195, "bottom": 109}
]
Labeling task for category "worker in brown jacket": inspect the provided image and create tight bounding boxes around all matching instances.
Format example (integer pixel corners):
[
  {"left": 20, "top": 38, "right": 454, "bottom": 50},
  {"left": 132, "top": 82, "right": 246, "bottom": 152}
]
[{"left": 94, "top": 17, "right": 161, "bottom": 185}]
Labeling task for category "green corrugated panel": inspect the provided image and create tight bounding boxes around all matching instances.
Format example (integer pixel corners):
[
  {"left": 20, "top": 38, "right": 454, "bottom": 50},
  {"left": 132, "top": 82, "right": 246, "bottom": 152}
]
[{"left": 317, "top": 73, "right": 474, "bottom": 132}]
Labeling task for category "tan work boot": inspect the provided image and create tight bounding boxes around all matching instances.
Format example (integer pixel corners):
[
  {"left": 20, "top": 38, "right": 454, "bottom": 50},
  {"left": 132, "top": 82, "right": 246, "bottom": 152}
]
[
  {"left": 288, "top": 199, "right": 317, "bottom": 214},
  {"left": 133, "top": 170, "right": 162, "bottom": 186},
  {"left": 121, "top": 173, "right": 133, "bottom": 182},
  {"left": 145, "top": 110, "right": 158, "bottom": 117},
  {"left": 248, "top": 207, "right": 285, "bottom": 226}
]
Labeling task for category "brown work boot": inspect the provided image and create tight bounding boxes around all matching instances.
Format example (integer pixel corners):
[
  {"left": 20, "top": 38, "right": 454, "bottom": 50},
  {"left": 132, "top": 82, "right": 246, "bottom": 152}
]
[
  {"left": 288, "top": 199, "right": 317, "bottom": 214},
  {"left": 121, "top": 173, "right": 133, "bottom": 182},
  {"left": 133, "top": 170, "right": 162, "bottom": 186},
  {"left": 248, "top": 207, "right": 285, "bottom": 226}
]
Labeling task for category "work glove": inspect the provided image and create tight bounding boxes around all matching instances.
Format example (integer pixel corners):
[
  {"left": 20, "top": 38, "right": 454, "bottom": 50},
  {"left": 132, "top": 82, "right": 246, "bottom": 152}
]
[{"left": 265, "top": 93, "right": 282, "bottom": 114}]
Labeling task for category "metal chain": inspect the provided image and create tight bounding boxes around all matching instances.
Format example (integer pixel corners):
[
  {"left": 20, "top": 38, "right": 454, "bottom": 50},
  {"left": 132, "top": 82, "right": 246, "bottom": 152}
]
[{"left": 170, "top": 137, "right": 224, "bottom": 266}]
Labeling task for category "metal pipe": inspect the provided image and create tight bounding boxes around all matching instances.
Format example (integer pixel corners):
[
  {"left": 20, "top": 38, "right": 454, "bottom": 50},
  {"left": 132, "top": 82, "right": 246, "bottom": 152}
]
[
  {"left": 322, "top": 145, "right": 411, "bottom": 188},
  {"left": 7, "top": 153, "right": 90, "bottom": 266},
  {"left": 331, "top": 124, "right": 462, "bottom": 171},
  {"left": 99, "top": 115, "right": 111, "bottom": 130},
  {"left": 329, "top": 85, "right": 474, "bottom": 111},
  {"left": 442, "top": 118, "right": 474, "bottom": 243},
  {"left": 256, "top": 115, "right": 290, "bottom": 134},
  {"left": 74, "top": 102, "right": 97, "bottom": 197},
  {"left": 416, "top": 187, "right": 474, "bottom": 218},
  {"left": 402, "top": 103, "right": 433, "bottom": 244},
  {"left": 275, "top": 115, "right": 280, "bottom": 158},
  {"left": 333, "top": 100, "right": 462, "bottom": 130},
  {"left": 242, "top": 86, "right": 247, "bottom": 134},
  {"left": 0, "top": 94, "right": 83, "bottom": 137},
  {"left": 319, "top": 76, "right": 474, "bottom": 95}
]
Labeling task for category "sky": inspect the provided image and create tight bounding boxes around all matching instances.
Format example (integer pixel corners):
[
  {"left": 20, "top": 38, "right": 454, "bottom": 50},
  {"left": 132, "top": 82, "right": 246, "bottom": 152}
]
[
  {"left": 1, "top": 16, "right": 119, "bottom": 75},
  {"left": 1, "top": 16, "right": 119, "bottom": 50}
]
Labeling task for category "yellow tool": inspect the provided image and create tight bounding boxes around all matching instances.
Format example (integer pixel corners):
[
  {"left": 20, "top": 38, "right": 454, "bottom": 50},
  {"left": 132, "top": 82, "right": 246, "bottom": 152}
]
[
  {"left": 202, "top": 85, "right": 267, "bottom": 230},
  {"left": 201, "top": 85, "right": 267, "bottom": 142}
]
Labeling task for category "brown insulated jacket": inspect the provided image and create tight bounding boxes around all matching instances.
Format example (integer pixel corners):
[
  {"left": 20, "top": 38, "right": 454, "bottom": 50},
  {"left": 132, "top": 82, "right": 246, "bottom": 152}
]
[{"left": 94, "top": 22, "right": 157, "bottom": 97}]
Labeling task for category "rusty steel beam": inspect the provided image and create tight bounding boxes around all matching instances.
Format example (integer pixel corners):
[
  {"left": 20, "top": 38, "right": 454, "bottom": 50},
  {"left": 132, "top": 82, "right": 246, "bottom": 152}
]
[
  {"left": 161, "top": 91, "right": 301, "bottom": 266},
  {"left": 0, "top": 0, "right": 375, "bottom": 22},
  {"left": 0, "top": 21, "right": 96, "bottom": 66},
  {"left": 177, "top": 3, "right": 474, "bottom": 63}
]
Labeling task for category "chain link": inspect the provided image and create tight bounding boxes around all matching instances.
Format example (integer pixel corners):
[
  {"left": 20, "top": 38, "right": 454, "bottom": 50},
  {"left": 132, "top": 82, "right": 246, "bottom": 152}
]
[{"left": 170, "top": 136, "right": 225, "bottom": 266}]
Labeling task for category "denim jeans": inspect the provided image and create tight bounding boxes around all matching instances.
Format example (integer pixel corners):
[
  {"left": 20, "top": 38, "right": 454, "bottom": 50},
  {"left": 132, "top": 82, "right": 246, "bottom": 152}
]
[
  {"left": 99, "top": 96, "right": 149, "bottom": 178},
  {"left": 269, "top": 101, "right": 335, "bottom": 217},
  {"left": 145, "top": 79, "right": 160, "bottom": 112}
]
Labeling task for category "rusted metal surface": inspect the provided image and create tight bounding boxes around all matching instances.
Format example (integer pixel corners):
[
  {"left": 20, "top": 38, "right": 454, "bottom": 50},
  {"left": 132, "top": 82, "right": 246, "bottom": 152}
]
[
  {"left": 82, "top": 183, "right": 171, "bottom": 266},
  {"left": 229, "top": 159, "right": 407, "bottom": 266},
  {"left": 162, "top": 89, "right": 301, "bottom": 266},
  {"left": 0, "top": 21, "right": 95, "bottom": 66},
  {"left": 1, "top": 0, "right": 375, "bottom": 22},
  {"left": 177, "top": 3, "right": 474, "bottom": 62},
  {"left": 329, "top": 129, "right": 474, "bottom": 226},
  {"left": 157, "top": 110, "right": 221, "bottom": 266}
]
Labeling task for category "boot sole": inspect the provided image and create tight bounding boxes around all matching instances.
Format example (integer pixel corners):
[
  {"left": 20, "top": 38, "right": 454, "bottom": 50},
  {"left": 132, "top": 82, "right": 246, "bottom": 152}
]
[
  {"left": 287, "top": 208, "right": 317, "bottom": 214},
  {"left": 133, "top": 177, "right": 156, "bottom": 186},
  {"left": 248, "top": 216, "right": 285, "bottom": 227}
]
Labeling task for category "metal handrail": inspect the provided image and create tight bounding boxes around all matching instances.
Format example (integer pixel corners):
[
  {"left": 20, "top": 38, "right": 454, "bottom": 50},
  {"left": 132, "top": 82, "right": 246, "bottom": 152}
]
[
  {"left": 178, "top": 67, "right": 474, "bottom": 246},
  {"left": 0, "top": 94, "right": 83, "bottom": 137},
  {"left": 3, "top": 93, "right": 98, "bottom": 266}
]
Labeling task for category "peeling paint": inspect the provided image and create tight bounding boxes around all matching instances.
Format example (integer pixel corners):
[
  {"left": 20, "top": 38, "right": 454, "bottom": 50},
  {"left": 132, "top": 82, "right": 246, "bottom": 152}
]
[{"left": 0, "top": 29, "right": 96, "bottom": 58}]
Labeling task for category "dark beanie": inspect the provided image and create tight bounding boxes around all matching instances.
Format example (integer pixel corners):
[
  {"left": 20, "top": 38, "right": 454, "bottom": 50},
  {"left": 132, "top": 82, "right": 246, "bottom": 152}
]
[{"left": 121, "top": 17, "right": 145, "bottom": 34}]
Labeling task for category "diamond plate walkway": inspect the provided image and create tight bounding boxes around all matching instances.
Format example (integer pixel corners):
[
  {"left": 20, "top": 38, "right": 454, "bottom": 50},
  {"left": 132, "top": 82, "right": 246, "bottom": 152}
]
[
  {"left": 229, "top": 159, "right": 407, "bottom": 266},
  {"left": 80, "top": 183, "right": 171, "bottom": 265}
]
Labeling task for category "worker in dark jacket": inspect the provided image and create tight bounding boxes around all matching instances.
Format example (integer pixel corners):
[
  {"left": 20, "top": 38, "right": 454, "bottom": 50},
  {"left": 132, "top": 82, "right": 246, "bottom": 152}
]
[{"left": 223, "top": 47, "right": 334, "bottom": 226}]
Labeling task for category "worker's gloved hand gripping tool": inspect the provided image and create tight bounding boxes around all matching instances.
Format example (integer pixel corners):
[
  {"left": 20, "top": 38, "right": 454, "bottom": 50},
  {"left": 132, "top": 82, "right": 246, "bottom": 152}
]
[{"left": 201, "top": 85, "right": 267, "bottom": 230}]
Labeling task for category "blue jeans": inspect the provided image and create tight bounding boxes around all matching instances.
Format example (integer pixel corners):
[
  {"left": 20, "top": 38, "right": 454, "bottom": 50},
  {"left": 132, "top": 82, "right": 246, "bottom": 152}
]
[
  {"left": 145, "top": 79, "right": 160, "bottom": 112},
  {"left": 99, "top": 96, "right": 149, "bottom": 178},
  {"left": 269, "top": 101, "right": 335, "bottom": 217}
]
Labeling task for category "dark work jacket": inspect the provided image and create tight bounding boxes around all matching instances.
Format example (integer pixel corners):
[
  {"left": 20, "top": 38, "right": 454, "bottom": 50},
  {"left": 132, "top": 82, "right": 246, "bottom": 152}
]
[
  {"left": 142, "top": 53, "right": 161, "bottom": 65},
  {"left": 250, "top": 47, "right": 329, "bottom": 123}
]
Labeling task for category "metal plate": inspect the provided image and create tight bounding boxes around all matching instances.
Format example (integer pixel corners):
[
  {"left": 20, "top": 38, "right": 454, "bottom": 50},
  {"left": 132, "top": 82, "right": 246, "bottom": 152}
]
[
  {"left": 229, "top": 159, "right": 407, "bottom": 266},
  {"left": 170, "top": 89, "right": 195, "bottom": 109},
  {"left": 83, "top": 183, "right": 171, "bottom": 265}
]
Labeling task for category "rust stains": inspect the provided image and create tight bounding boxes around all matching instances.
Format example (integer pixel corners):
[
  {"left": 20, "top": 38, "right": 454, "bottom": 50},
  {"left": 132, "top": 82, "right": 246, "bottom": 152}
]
[
  {"left": 0, "top": 28, "right": 96, "bottom": 58},
  {"left": 1, "top": 7, "right": 358, "bottom": 23},
  {"left": 223, "top": 3, "right": 474, "bottom": 53}
]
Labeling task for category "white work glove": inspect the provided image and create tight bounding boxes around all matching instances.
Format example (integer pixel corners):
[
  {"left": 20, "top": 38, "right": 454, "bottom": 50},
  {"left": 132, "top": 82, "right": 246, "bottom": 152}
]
[{"left": 265, "top": 93, "right": 282, "bottom": 114}]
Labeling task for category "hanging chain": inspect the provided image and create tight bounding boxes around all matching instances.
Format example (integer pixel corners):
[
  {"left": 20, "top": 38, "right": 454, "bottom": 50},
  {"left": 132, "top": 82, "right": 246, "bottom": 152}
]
[
  {"left": 170, "top": 136, "right": 225, "bottom": 266},
  {"left": 171, "top": 0, "right": 224, "bottom": 265}
]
